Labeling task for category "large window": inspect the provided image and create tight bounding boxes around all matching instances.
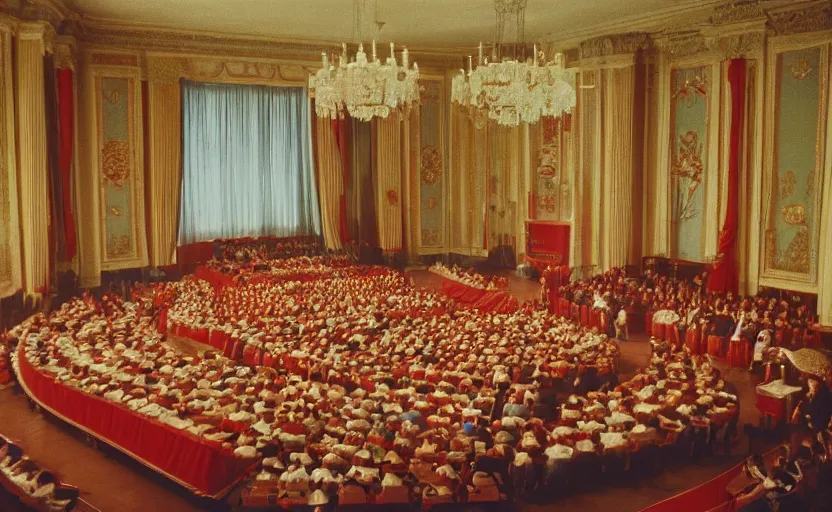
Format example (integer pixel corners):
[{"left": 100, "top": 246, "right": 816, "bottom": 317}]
[{"left": 179, "top": 81, "right": 321, "bottom": 244}]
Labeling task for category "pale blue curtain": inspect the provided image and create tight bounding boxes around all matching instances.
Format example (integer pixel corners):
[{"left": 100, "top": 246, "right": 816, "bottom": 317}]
[{"left": 179, "top": 81, "right": 321, "bottom": 244}]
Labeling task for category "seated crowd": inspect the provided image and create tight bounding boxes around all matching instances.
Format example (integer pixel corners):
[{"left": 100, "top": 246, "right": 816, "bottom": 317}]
[
  {"left": 429, "top": 262, "right": 509, "bottom": 290},
  {"left": 4, "top": 254, "right": 740, "bottom": 507},
  {"left": 0, "top": 343, "right": 10, "bottom": 386},
  {"left": 0, "top": 436, "right": 76, "bottom": 511},
  {"left": 554, "top": 267, "right": 818, "bottom": 353}
]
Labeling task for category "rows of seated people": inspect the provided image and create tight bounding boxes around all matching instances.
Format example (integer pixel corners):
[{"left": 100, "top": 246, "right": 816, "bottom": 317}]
[
  {"left": 551, "top": 267, "right": 820, "bottom": 366},
  {"left": 158, "top": 260, "right": 619, "bottom": 392},
  {"left": 6, "top": 256, "right": 739, "bottom": 507},
  {"left": 429, "top": 262, "right": 510, "bottom": 290},
  {"left": 735, "top": 431, "right": 832, "bottom": 512},
  {"left": 0, "top": 343, "right": 10, "bottom": 386},
  {"left": 0, "top": 436, "right": 78, "bottom": 512}
]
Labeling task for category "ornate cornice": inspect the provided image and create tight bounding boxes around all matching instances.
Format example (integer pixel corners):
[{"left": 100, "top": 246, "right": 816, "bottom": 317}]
[
  {"left": 142, "top": 53, "right": 318, "bottom": 86},
  {"left": 767, "top": 2, "right": 832, "bottom": 36},
  {"left": 710, "top": 31, "right": 765, "bottom": 59},
  {"left": 579, "top": 32, "right": 650, "bottom": 59},
  {"left": 654, "top": 29, "right": 712, "bottom": 61},
  {"left": 710, "top": 0, "right": 766, "bottom": 25}
]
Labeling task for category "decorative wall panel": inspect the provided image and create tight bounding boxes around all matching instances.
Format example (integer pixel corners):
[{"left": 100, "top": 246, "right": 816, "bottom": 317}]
[
  {"left": 419, "top": 78, "right": 444, "bottom": 251},
  {"left": 95, "top": 74, "right": 148, "bottom": 269},
  {"left": 762, "top": 45, "right": 827, "bottom": 286},
  {"left": 534, "top": 117, "right": 571, "bottom": 221},
  {"left": 670, "top": 66, "right": 710, "bottom": 261}
]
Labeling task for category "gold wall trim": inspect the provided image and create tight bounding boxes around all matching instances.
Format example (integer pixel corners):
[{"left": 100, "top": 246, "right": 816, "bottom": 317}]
[
  {"left": 91, "top": 67, "right": 149, "bottom": 271},
  {"left": 759, "top": 34, "right": 831, "bottom": 290}
]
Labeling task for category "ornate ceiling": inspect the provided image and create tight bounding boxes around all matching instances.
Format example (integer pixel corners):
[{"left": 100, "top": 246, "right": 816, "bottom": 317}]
[{"left": 66, "top": 0, "right": 725, "bottom": 48}]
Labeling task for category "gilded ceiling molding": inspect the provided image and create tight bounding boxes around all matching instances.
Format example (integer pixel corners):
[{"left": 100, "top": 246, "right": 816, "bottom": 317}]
[
  {"left": 579, "top": 33, "right": 650, "bottom": 59},
  {"left": 709, "top": 0, "right": 765, "bottom": 25},
  {"left": 90, "top": 52, "right": 140, "bottom": 67},
  {"left": 653, "top": 29, "right": 715, "bottom": 64},
  {"left": 79, "top": 20, "right": 463, "bottom": 71},
  {"left": 53, "top": 34, "right": 76, "bottom": 70},
  {"left": 710, "top": 31, "right": 765, "bottom": 59},
  {"left": 144, "top": 54, "right": 319, "bottom": 86},
  {"left": 767, "top": 2, "right": 832, "bottom": 36},
  {"left": 187, "top": 58, "right": 314, "bottom": 85},
  {"left": 8, "top": 0, "right": 77, "bottom": 30}
]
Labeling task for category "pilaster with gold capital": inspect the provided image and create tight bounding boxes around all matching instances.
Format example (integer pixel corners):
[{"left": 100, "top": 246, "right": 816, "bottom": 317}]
[{"left": 54, "top": 35, "right": 77, "bottom": 70}]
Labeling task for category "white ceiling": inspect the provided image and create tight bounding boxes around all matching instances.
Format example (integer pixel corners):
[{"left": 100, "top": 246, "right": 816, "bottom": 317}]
[{"left": 69, "top": 0, "right": 723, "bottom": 48}]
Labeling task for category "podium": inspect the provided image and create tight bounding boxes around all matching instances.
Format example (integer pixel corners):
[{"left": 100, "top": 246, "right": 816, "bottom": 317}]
[{"left": 524, "top": 220, "right": 570, "bottom": 272}]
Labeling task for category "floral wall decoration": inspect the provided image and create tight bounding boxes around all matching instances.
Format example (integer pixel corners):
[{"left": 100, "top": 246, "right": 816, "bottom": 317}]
[
  {"left": 765, "top": 47, "right": 825, "bottom": 278},
  {"left": 534, "top": 116, "right": 570, "bottom": 221},
  {"left": 419, "top": 78, "right": 445, "bottom": 251},
  {"left": 670, "top": 66, "right": 709, "bottom": 262}
]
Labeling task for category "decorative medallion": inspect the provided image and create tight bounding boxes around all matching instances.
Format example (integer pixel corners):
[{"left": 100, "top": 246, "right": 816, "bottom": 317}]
[
  {"left": 671, "top": 130, "right": 704, "bottom": 221},
  {"left": 777, "top": 227, "right": 810, "bottom": 274},
  {"left": 791, "top": 57, "right": 813, "bottom": 80},
  {"left": 427, "top": 197, "right": 437, "bottom": 211},
  {"left": 540, "top": 195, "right": 557, "bottom": 213},
  {"left": 386, "top": 189, "right": 399, "bottom": 207},
  {"left": 104, "top": 90, "right": 121, "bottom": 105},
  {"left": 422, "top": 229, "right": 441, "bottom": 246},
  {"left": 102, "top": 140, "right": 131, "bottom": 188},
  {"left": 107, "top": 234, "right": 132, "bottom": 258},
  {"left": 780, "top": 170, "right": 796, "bottom": 199},
  {"left": 420, "top": 146, "right": 442, "bottom": 186},
  {"left": 110, "top": 207, "right": 122, "bottom": 217},
  {"left": 672, "top": 75, "right": 707, "bottom": 106},
  {"left": 537, "top": 144, "right": 559, "bottom": 179},
  {"left": 781, "top": 204, "right": 807, "bottom": 226}
]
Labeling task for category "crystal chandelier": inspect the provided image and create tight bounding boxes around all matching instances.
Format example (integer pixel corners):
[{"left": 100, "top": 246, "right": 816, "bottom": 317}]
[
  {"left": 451, "top": 0, "right": 576, "bottom": 127},
  {"left": 309, "top": 1, "right": 419, "bottom": 122}
]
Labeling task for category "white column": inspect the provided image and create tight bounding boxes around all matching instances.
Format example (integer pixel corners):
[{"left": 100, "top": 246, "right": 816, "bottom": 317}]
[
  {"left": 16, "top": 22, "right": 53, "bottom": 298},
  {"left": 0, "top": 20, "right": 21, "bottom": 298}
]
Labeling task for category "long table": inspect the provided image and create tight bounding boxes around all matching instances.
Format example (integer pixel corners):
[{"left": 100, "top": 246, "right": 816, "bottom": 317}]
[
  {"left": 439, "top": 277, "right": 519, "bottom": 314},
  {"left": 13, "top": 344, "right": 258, "bottom": 498}
]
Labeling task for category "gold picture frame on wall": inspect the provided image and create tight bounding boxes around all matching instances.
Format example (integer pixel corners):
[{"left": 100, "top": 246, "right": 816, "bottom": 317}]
[{"left": 760, "top": 34, "right": 830, "bottom": 292}]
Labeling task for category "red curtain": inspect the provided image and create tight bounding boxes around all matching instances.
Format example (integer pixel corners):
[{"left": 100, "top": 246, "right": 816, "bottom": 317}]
[
  {"left": 708, "top": 59, "right": 746, "bottom": 294},
  {"left": 56, "top": 69, "right": 77, "bottom": 261},
  {"left": 331, "top": 118, "right": 350, "bottom": 244}
]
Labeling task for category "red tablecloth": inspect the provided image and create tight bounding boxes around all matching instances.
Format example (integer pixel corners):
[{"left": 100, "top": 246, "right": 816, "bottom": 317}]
[
  {"left": 755, "top": 393, "right": 787, "bottom": 422},
  {"left": 439, "top": 278, "right": 519, "bottom": 314},
  {"left": 194, "top": 266, "right": 236, "bottom": 290},
  {"left": 639, "top": 462, "right": 742, "bottom": 512},
  {"left": 16, "top": 344, "right": 258, "bottom": 498}
]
